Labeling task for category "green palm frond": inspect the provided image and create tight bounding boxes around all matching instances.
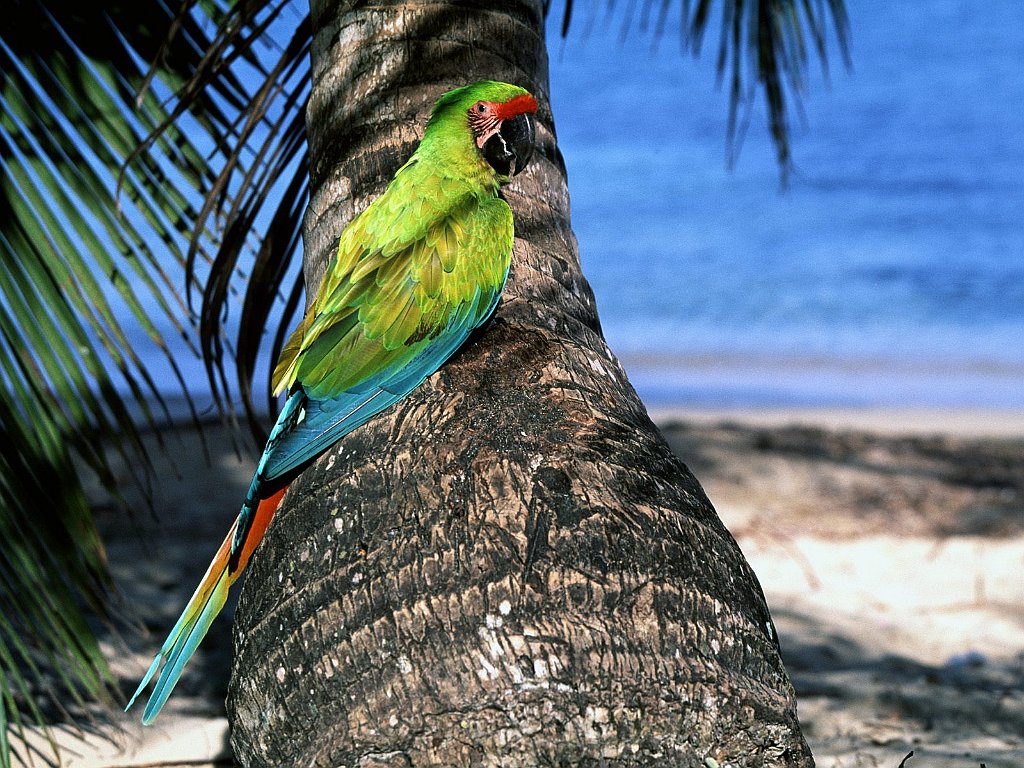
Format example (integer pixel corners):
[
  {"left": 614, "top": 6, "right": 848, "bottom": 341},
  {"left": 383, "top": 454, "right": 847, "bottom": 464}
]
[
  {"left": 0, "top": 0, "right": 299, "bottom": 763},
  {"left": 0, "top": 399, "right": 114, "bottom": 763},
  {"left": 107, "top": 0, "right": 313, "bottom": 436}
]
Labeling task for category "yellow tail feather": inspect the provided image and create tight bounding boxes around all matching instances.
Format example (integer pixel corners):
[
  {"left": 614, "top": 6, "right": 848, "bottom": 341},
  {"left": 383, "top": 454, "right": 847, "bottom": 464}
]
[{"left": 127, "top": 487, "right": 286, "bottom": 724}]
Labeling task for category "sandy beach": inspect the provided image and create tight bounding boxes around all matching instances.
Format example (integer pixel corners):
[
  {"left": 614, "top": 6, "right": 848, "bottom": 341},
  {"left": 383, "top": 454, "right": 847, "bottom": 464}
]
[
  {"left": 659, "top": 408, "right": 1024, "bottom": 768},
  {"left": 14, "top": 406, "right": 1023, "bottom": 767}
]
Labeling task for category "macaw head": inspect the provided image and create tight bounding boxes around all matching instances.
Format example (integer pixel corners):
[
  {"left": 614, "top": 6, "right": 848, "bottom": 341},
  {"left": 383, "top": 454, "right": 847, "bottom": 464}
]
[{"left": 426, "top": 81, "right": 538, "bottom": 180}]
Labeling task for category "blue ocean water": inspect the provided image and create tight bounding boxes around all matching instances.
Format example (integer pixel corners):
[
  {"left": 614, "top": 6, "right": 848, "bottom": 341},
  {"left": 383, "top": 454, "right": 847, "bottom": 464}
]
[{"left": 546, "top": 0, "right": 1024, "bottom": 408}]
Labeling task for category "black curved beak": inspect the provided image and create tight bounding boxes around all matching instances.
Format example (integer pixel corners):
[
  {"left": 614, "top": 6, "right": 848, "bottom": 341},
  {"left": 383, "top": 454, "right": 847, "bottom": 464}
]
[{"left": 483, "top": 112, "right": 536, "bottom": 178}]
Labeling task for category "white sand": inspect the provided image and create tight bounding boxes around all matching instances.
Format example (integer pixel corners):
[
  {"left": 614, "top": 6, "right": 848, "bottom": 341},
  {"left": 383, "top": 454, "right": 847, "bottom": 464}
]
[{"left": 648, "top": 405, "right": 1024, "bottom": 438}]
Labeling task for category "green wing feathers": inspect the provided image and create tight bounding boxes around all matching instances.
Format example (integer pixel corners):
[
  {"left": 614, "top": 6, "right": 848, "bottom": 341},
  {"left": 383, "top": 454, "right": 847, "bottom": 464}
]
[{"left": 273, "top": 164, "right": 513, "bottom": 400}]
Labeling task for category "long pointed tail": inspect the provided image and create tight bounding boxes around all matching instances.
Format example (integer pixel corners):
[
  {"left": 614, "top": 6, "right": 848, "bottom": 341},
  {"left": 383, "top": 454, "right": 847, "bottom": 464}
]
[{"left": 126, "top": 486, "right": 287, "bottom": 725}]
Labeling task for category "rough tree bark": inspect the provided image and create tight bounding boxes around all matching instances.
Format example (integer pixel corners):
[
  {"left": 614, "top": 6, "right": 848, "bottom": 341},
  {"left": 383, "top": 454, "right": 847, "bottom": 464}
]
[{"left": 227, "top": 2, "right": 813, "bottom": 766}]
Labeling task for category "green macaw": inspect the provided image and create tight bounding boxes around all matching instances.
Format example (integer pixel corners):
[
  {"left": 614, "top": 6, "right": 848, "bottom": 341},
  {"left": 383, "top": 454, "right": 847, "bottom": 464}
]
[{"left": 126, "top": 81, "right": 537, "bottom": 724}]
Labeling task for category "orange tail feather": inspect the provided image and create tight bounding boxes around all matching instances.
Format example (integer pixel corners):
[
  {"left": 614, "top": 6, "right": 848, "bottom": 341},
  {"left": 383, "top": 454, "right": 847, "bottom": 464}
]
[
  {"left": 229, "top": 486, "right": 286, "bottom": 584},
  {"left": 126, "top": 486, "right": 287, "bottom": 724}
]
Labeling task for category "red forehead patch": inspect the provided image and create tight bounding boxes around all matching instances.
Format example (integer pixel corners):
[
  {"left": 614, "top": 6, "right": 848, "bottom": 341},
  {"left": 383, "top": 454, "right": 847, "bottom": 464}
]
[{"left": 495, "top": 94, "right": 538, "bottom": 120}]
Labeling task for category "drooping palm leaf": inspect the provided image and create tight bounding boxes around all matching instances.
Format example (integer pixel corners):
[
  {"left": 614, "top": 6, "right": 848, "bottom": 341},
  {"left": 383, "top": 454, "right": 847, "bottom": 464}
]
[
  {"left": 188, "top": 10, "right": 311, "bottom": 433},
  {"left": 680, "top": 0, "right": 851, "bottom": 174},
  {"left": 0, "top": 1, "right": 295, "bottom": 763},
  {"left": 112, "top": 0, "right": 313, "bottom": 440},
  {"left": 552, "top": 0, "right": 850, "bottom": 176}
]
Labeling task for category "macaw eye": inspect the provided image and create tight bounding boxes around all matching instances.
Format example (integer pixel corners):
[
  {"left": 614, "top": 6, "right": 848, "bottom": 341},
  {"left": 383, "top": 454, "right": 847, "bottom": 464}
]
[{"left": 476, "top": 103, "right": 487, "bottom": 113}]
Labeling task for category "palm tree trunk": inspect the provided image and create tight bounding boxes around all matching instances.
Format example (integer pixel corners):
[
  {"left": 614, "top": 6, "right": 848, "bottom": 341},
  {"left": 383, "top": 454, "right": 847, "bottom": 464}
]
[{"left": 227, "top": 1, "right": 813, "bottom": 765}]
